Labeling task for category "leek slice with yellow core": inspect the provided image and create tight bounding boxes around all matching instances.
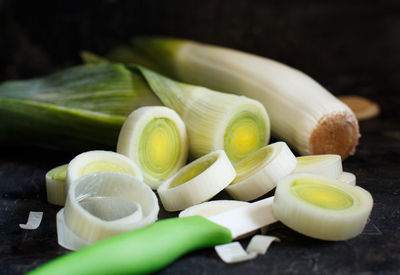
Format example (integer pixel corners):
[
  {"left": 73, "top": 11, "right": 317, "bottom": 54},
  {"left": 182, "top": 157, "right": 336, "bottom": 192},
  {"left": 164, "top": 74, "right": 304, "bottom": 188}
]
[
  {"left": 133, "top": 66, "right": 270, "bottom": 163},
  {"left": 157, "top": 150, "right": 236, "bottom": 211},
  {"left": 63, "top": 172, "right": 159, "bottom": 243},
  {"left": 272, "top": 173, "right": 373, "bottom": 241},
  {"left": 45, "top": 164, "right": 68, "bottom": 206},
  {"left": 117, "top": 106, "right": 188, "bottom": 189},
  {"left": 292, "top": 154, "right": 343, "bottom": 179},
  {"left": 126, "top": 37, "right": 359, "bottom": 159},
  {"left": 65, "top": 150, "right": 143, "bottom": 194},
  {"left": 225, "top": 142, "right": 297, "bottom": 201}
]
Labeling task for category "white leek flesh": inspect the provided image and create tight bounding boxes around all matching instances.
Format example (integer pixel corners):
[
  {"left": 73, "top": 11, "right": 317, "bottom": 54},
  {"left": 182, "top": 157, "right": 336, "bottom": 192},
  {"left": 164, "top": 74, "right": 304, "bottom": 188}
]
[
  {"left": 56, "top": 209, "right": 90, "bottom": 250},
  {"left": 19, "top": 211, "right": 43, "bottom": 230},
  {"left": 179, "top": 200, "right": 249, "bottom": 218},
  {"left": 65, "top": 150, "right": 143, "bottom": 194},
  {"left": 292, "top": 154, "right": 343, "bottom": 179},
  {"left": 226, "top": 141, "right": 297, "bottom": 201},
  {"left": 129, "top": 37, "right": 359, "bottom": 159},
  {"left": 45, "top": 164, "right": 68, "bottom": 206},
  {"left": 64, "top": 172, "right": 159, "bottom": 243},
  {"left": 134, "top": 66, "right": 270, "bottom": 163},
  {"left": 117, "top": 106, "right": 188, "bottom": 189},
  {"left": 157, "top": 150, "right": 236, "bottom": 211},
  {"left": 337, "top": 172, "right": 356, "bottom": 186},
  {"left": 272, "top": 173, "right": 373, "bottom": 241}
]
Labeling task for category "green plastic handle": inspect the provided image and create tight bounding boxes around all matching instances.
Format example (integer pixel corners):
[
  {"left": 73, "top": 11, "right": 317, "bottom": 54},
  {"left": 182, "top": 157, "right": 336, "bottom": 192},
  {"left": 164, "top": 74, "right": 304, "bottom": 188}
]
[{"left": 27, "top": 216, "right": 232, "bottom": 275}]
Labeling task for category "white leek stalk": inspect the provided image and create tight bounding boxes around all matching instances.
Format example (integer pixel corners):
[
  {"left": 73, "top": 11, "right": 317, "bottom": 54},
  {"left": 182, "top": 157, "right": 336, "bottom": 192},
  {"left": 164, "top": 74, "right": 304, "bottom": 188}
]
[
  {"left": 226, "top": 142, "right": 297, "bottom": 201},
  {"left": 129, "top": 37, "right": 360, "bottom": 159},
  {"left": 272, "top": 173, "right": 373, "bottom": 241},
  {"left": 134, "top": 66, "right": 270, "bottom": 163},
  {"left": 117, "top": 106, "right": 188, "bottom": 189},
  {"left": 157, "top": 150, "right": 236, "bottom": 211}
]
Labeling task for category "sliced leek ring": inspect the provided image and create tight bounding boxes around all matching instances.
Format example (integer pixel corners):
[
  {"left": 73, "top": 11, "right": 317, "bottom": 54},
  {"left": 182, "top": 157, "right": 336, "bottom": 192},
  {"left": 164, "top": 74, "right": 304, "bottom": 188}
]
[
  {"left": 117, "top": 106, "right": 188, "bottom": 189},
  {"left": 65, "top": 150, "right": 143, "bottom": 194},
  {"left": 64, "top": 172, "right": 159, "bottom": 243},
  {"left": 272, "top": 173, "right": 373, "bottom": 241},
  {"left": 225, "top": 142, "right": 297, "bottom": 201},
  {"left": 292, "top": 154, "right": 343, "bottom": 179},
  {"left": 179, "top": 200, "right": 250, "bottom": 218},
  {"left": 45, "top": 164, "right": 68, "bottom": 206},
  {"left": 337, "top": 172, "right": 356, "bottom": 186},
  {"left": 157, "top": 150, "right": 236, "bottom": 211}
]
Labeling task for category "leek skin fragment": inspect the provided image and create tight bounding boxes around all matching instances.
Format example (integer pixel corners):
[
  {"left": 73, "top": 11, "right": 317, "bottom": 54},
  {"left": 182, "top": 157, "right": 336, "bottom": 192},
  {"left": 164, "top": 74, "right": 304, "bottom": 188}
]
[{"left": 0, "top": 64, "right": 161, "bottom": 150}]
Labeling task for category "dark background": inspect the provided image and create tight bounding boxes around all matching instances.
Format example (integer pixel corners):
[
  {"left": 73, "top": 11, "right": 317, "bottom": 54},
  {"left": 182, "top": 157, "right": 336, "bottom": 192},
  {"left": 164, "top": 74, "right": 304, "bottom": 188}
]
[{"left": 0, "top": 1, "right": 399, "bottom": 274}]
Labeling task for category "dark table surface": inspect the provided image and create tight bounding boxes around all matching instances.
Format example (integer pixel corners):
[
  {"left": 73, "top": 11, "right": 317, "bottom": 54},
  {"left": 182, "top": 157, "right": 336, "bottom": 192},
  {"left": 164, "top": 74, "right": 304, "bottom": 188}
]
[{"left": 1, "top": 1, "right": 400, "bottom": 274}]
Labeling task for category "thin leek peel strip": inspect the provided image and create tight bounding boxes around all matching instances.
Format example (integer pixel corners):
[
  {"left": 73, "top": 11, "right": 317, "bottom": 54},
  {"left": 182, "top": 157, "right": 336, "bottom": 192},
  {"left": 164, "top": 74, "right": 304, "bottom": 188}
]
[
  {"left": 117, "top": 106, "right": 188, "bottom": 189},
  {"left": 65, "top": 150, "right": 143, "bottom": 195},
  {"left": 134, "top": 66, "right": 270, "bottom": 164},
  {"left": 272, "top": 173, "right": 373, "bottom": 241},
  {"left": 292, "top": 154, "right": 343, "bottom": 179},
  {"left": 157, "top": 150, "right": 236, "bottom": 211},
  {"left": 214, "top": 235, "right": 279, "bottom": 264},
  {"left": 45, "top": 164, "right": 68, "bottom": 206},
  {"left": 225, "top": 142, "right": 297, "bottom": 201},
  {"left": 215, "top": 242, "right": 257, "bottom": 264},
  {"left": 63, "top": 172, "right": 159, "bottom": 243},
  {"left": 19, "top": 211, "right": 43, "bottom": 230}
]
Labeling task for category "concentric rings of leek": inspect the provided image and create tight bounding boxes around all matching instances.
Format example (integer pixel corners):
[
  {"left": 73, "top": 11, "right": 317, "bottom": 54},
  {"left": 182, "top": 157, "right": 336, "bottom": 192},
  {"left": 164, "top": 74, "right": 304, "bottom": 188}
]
[
  {"left": 157, "top": 150, "right": 236, "bottom": 211},
  {"left": 65, "top": 150, "right": 143, "bottom": 195},
  {"left": 292, "top": 154, "right": 343, "bottom": 179},
  {"left": 224, "top": 107, "right": 269, "bottom": 164},
  {"left": 63, "top": 172, "right": 159, "bottom": 243},
  {"left": 225, "top": 142, "right": 297, "bottom": 201},
  {"left": 272, "top": 173, "right": 373, "bottom": 241},
  {"left": 117, "top": 106, "right": 188, "bottom": 189},
  {"left": 46, "top": 164, "right": 68, "bottom": 206}
]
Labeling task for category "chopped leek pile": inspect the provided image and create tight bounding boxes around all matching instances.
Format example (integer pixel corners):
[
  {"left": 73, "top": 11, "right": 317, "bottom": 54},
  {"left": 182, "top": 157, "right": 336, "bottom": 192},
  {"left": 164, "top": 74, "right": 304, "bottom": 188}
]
[{"left": 0, "top": 38, "right": 375, "bottom": 260}]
